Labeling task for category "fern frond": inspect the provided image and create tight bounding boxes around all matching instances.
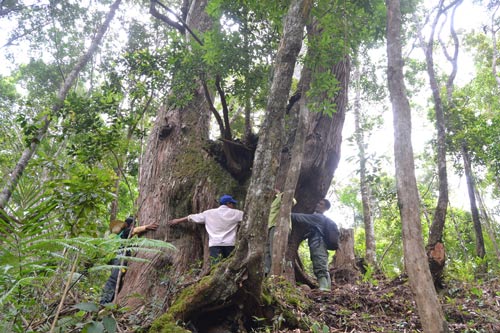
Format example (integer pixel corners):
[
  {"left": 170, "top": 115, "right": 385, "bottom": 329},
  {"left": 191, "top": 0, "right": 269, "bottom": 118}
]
[{"left": 0, "top": 276, "right": 35, "bottom": 306}]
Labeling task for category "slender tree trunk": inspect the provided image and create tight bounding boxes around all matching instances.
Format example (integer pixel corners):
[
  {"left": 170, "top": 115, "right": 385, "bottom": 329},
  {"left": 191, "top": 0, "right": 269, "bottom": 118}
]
[
  {"left": 386, "top": 1, "right": 449, "bottom": 332},
  {"left": 489, "top": 3, "right": 500, "bottom": 89},
  {"left": 353, "top": 63, "right": 376, "bottom": 267},
  {"left": 475, "top": 187, "right": 500, "bottom": 261},
  {"left": 271, "top": 87, "right": 310, "bottom": 277},
  {"left": 461, "top": 144, "right": 486, "bottom": 262},
  {"left": 416, "top": 0, "right": 463, "bottom": 287},
  {"left": 421, "top": 2, "right": 449, "bottom": 247},
  {"left": 0, "top": 0, "right": 122, "bottom": 209}
]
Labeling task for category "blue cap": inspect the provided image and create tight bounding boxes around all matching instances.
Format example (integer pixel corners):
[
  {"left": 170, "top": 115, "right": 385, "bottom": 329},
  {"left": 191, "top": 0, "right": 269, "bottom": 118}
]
[{"left": 219, "top": 194, "right": 237, "bottom": 205}]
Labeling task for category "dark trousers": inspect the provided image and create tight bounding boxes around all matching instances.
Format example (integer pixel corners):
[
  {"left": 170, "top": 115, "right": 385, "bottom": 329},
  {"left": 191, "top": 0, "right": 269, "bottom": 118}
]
[
  {"left": 209, "top": 246, "right": 235, "bottom": 264},
  {"left": 100, "top": 258, "right": 127, "bottom": 305},
  {"left": 308, "top": 230, "right": 329, "bottom": 280},
  {"left": 264, "top": 227, "right": 275, "bottom": 275}
]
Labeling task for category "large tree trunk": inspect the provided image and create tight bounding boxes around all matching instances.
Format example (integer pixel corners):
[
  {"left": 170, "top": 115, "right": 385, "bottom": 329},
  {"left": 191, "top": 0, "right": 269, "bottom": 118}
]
[
  {"left": 116, "top": 0, "right": 222, "bottom": 311},
  {"left": 294, "top": 57, "right": 348, "bottom": 212},
  {"left": 280, "top": 55, "right": 349, "bottom": 286},
  {"left": 386, "top": 1, "right": 449, "bottom": 332},
  {"left": 130, "top": 1, "right": 312, "bottom": 331}
]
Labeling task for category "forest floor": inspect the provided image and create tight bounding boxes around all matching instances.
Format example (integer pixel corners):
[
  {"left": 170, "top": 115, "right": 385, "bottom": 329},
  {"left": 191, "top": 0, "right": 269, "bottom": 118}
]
[
  {"left": 275, "top": 275, "right": 500, "bottom": 333},
  {"left": 109, "top": 274, "right": 500, "bottom": 333}
]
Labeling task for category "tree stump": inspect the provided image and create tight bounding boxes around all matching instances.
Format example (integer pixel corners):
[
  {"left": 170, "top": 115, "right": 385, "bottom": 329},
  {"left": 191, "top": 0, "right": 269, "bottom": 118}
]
[{"left": 330, "top": 228, "right": 360, "bottom": 284}]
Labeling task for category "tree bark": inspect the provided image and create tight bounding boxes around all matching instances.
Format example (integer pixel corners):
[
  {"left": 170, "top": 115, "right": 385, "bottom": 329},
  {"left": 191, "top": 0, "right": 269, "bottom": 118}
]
[
  {"left": 353, "top": 63, "right": 376, "bottom": 267},
  {"left": 140, "top": 0, "right": 312, "bottom": 330},
  {"left": 277, "top": 43, "right": 349, "bottom": 285},
  {"left": 294, "top": 57, "right": 348, "bottom": 213},
  {"left": 416, "top": 0, "right": 463, "bottom": 288},
  {"left": 474, "top": 187, "right": 500, "bottom": 261},
  {"left": 0, "top": 0, "right": 122, "bottom": 209},
  {"left": 461, "top": 144, "right": 486, "bottom": 261},
  {"left": 420, "top": 1, "right": 449, "bottom": 247},
  {"left": 330, "top": 228, "right": 359, "bottom": 284},
  {"left": 386, "top": 1, "right": 449, "bottom": 332},
  {"left": 116, "top": 0, "right": 221, "bottom": 311},
  {"left": 271, "top": 58, "right": 312, "bottom": 277}
]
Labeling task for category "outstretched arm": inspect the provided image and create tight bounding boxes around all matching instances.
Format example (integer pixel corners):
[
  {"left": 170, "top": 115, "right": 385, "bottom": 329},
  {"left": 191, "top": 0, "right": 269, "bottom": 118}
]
[
  {"left": 132, "top": 222, "right": 159, "bottom": 236},
  {"left": 168, "top": 216, "right": 189, "bottom": 226}
]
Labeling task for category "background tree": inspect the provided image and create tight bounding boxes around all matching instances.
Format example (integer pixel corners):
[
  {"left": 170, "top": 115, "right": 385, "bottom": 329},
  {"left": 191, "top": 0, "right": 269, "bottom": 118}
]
[
  {"left": 386, "top": 0, "right": 449, "bottom": 331},
  {"left": 353, "top": 62, "right": 376, "bottom": 267},
  {"left": 0, "top": 0, "right": 123, "bottom": 209},
  {"left": 414, "top": 0, "right": 464, "bottom": 288},
  {"left": 349, "top": 49, "right": 387, "bottom": 268}
]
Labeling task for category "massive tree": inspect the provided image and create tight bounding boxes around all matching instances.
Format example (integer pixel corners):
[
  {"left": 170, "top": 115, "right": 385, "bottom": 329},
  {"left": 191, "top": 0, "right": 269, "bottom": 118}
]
[
  {"left": 118, "top": 1, "right": 376, "bottom": 322},
  {"left": 118, "top": 0, "right": 314, "bottom": 330},
  {"left": 117, "top": 0, "right": 385, "bottom": 329}
]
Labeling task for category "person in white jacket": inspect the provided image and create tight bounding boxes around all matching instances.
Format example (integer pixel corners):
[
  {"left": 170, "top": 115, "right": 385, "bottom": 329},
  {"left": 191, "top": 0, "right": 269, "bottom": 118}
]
[{"left": 168, "top": 194, "right": 244, "bottom": 262}]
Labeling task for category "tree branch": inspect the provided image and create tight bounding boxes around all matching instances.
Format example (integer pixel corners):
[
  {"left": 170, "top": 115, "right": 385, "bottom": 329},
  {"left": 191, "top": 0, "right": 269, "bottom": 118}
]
[
  {"left": 215, "top": 75, "right": 232, "bottom": 139},
  {"left": 441, "top": 0, "right": 462, "bottom": 101},
  {"left": 150, "top": 0, "right": 204, "bottom": 46},
  {"left": 149, "top": 0, "right": 185, "bottom": 34},
  {"left": 201, "top": 79, "right": 225, "bottom": 138}
]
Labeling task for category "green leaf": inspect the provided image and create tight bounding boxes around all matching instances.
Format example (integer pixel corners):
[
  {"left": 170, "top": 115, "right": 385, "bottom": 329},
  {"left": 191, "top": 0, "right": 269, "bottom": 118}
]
[
  {"left": 102, "top": 316, "right": 117, "bottom": 333},
  {"left": 73, "top": 302, "right": 99, "bottom": 313},
  {"left": 83, "top": 321, "right": 105, "bottom": 333}
]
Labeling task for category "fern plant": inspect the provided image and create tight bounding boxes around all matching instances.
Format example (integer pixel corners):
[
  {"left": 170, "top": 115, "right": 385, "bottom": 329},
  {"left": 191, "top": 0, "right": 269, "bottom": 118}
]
[{"left": 0, "top": 179, "right": 173, "bottom": 333}]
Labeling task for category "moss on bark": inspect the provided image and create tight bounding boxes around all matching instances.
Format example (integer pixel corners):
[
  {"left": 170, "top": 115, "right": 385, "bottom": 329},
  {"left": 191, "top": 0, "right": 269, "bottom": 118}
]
[{"left": 149, "top": 313, "right": 191, "bottom": 333}]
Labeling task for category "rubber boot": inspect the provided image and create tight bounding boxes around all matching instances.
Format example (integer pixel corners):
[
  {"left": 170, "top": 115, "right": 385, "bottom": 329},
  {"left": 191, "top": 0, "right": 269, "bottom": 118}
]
[{"left": 318, "top": 274, "right": 331, "bottom": 291}]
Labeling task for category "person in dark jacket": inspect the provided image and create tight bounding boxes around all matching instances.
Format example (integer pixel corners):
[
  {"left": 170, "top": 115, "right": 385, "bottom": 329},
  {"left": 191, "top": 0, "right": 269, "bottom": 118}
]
[
  {"left": 99, "top": 217, "right": 158, "bottom": 305},
  {"left": 291, "top": 199, "right": 335, "bottom": 291}
]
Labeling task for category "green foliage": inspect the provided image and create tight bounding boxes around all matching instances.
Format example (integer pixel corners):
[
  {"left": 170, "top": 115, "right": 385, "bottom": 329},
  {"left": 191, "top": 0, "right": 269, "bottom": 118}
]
[
  {"left": 361, "top": 264, "right": 379, "bottom": 286},
  {"left": 70, "top": 302, "right": 118, "bottom": 333},
  {"left": 306, "top": 0, "right": 386, "bottom": 115},
  {"left": 0, "top": 204, "right": 173, "bottom": 332},
  {"left": 310, "top": 322, "right": 329, "bottom": 333},
  {"left": 161, "top": 0, "right": 281, "bottom": 123}
]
